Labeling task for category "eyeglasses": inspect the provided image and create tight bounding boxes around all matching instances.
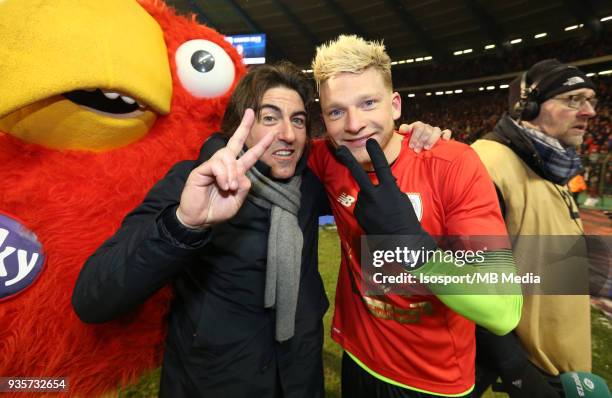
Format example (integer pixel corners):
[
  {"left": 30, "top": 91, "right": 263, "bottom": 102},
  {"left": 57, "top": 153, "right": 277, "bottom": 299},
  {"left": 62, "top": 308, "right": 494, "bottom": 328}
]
[{"left": 553, "top": 95, "right": 598, "bottom": 110}]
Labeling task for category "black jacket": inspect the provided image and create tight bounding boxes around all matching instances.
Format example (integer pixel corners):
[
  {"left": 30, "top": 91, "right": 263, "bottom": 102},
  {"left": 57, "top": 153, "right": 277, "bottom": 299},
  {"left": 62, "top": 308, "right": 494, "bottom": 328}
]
[{"left": 72, "top": 134, "right": 330, "bottom": 398}]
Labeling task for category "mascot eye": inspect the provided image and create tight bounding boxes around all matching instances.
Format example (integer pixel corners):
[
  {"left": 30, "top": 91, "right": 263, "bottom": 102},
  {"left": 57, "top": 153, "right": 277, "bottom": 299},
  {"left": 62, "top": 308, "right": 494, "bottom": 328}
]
[
  {"left": 191, "top": 50, "right": 215, "bottom": 73},
  {"left": 175, "top": 39, "right": 235, "bottom": 98}
]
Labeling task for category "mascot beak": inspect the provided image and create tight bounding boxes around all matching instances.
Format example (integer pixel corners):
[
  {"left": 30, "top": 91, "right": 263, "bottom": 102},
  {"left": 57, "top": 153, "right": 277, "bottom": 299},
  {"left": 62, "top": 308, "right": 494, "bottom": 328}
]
[{"left": 0, "top": 0, "right": 172, "bottom": 151}]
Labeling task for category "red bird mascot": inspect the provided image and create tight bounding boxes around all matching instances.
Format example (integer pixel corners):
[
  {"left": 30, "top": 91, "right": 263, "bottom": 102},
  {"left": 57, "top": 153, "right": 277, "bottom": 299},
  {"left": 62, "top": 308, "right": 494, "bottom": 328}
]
[{"left": 0, "top": 0, "right": 246, "bottom": 396}]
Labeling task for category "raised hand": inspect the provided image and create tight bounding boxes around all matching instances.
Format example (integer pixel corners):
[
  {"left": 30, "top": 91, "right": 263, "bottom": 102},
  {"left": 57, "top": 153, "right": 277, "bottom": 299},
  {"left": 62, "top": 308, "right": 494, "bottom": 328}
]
[
  {"left": 176, "top": 109, "right": 275, "bottom": 229},
  {"left": 335, "top": 139, "right": 437, "bottom": 261},
  {"left": 398, "top": 122, "right": 452, "bottom": 153}
]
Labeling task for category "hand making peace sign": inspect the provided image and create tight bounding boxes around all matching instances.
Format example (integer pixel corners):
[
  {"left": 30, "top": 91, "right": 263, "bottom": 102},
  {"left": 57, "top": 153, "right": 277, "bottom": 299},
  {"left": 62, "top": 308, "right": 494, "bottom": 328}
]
[
  {"left": 176, "top": 109, "right": 275, "bottom": 229},
  {"left": 335, "top": 139, "right": 437, "bottom": 257}
]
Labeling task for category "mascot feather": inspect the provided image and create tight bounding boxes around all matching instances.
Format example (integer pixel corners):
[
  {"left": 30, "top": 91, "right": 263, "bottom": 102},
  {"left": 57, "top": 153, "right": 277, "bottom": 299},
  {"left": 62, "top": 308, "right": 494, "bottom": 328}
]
[{"left": 0, "top": 0, "right": 246, "bottom": 396}]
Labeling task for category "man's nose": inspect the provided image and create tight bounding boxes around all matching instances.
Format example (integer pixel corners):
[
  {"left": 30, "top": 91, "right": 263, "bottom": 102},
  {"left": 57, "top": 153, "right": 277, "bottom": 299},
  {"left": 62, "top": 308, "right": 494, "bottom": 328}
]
[
  {"left": 276, "top": 121, "right": 296, "bottom": 143},
  {"left": 578, "top": 100, "right": 596, "bottom": 118},
  {"left": 345, "top": 108, "right": 365, "bottom": 134}
]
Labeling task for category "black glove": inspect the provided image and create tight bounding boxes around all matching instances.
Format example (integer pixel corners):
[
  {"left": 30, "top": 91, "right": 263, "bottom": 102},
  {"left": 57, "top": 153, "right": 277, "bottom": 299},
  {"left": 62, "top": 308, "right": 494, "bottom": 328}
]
[
  {"left": 493, "top": 360, "right": 561, "bottom": 398},
  {"left": 477, "top": 327, "right": 561, "bottom": 398},
  {"left": 335, "top": 139, "right": 437, "bottom": 268}
]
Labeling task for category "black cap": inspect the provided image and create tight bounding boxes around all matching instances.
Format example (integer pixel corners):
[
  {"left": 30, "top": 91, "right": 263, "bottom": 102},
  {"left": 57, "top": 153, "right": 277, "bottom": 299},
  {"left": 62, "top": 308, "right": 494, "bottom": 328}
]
[{"left": 508, "top": 59, "right": 596, "bottom": 114}]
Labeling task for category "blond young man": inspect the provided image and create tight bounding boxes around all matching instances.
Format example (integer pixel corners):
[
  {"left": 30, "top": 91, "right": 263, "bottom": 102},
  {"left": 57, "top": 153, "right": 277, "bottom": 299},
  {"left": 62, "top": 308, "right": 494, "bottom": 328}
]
[{"left": 307, "top": 35, "right": 523, "bottom": 398}]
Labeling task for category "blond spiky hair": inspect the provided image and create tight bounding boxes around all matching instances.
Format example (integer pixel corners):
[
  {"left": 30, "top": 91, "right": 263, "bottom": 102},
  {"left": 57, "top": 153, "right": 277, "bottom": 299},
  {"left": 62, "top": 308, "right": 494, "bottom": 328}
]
[{"left": 312, "top": 34, "right": 392, "bottom": 91}]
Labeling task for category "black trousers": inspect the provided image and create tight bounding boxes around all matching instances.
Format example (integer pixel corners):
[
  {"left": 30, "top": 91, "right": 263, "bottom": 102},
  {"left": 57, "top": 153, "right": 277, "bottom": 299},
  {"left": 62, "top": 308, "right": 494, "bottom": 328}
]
[
  {"left": 159, "top": 309, "right": 324, "bottom": 398},
  {"left": 341, "top": 352, "right": 472, "bottom": 398}
]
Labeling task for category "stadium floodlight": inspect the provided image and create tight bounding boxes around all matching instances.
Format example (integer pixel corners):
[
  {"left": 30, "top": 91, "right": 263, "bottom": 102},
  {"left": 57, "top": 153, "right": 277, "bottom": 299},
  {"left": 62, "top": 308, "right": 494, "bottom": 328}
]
[
  {"left": 302, "top": 69, "right": 313, "bottom": 73},
  {"left": 435, "top": 91, "right": 444, "bottom": 96},
  {"left": 565, "top": 25, "right": 580, "bottom": 31},
  {"left": 391, "top": 61, "right": 398, "bottom": 65},
  {"left": 534, "top": 32, "right": 547, "bottom": 39},
  {"left": 500, "top": 84, "right": 509, "bottom": 89},
  {"left": 463, "top": 48, "right": 473, "bottom": 54},
  {"left": 601, "top": 16, "right": 612, "bottom": 22},
  {"left": 599, "top": 70, "right": 612, "bottom": 75},
  {"left": 416, "top": 57, "right": 424, "bottom": 62},
  {"left": 453, "top": 50, "right": 463, "bottom": 55},
  {"left": 454, "top": 89, "right": 463, "bottom": 93},
  {"left": 510, "top": 38, "right": 522, "bottom": 44},
  {"left": 315, "top": 98, "right": 319, "bottom": 102},
  {"left": 445, "top": 90, "right": 453, "bottom": 94},
  {"left": 479, "top": 87, "right": 484, "bottom": 91},
  {"left": 407, "top": 93, "right": 415, "bottom": 98},
  {"left": 399, "top": 60, "right": 406, "bottom": 64},
  {"left": 486, "top": 86, "right": 495, "bottom": 90},
  {"left": 424, "top": 56, "right": 433, "bottom": 60},
  {"left": 407, "top": 58, "right": 414, "bottom": 63},
  {"left": 426, "top": 92, "right": 432, "bottom": 96},
  {"left": 484, "top": 44, "right": 495, "bottom": 50},
  {"left": 586, "top": 73, "right": 595, "bottom": 77}
]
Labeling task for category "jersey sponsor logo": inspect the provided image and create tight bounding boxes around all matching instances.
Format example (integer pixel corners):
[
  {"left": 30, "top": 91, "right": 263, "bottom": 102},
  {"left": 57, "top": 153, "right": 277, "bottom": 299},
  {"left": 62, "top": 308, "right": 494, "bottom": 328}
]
[
  {"left": 362, "top": 296, "right": 433, "bottom": 324},
  {"left": 406, "top": 193, "right": 423, "bottom": 221},
  {"left": 337, "top": 192, "right": 356, "bottom": 207},
  {"left": 0, "top": 213, "right": 45, "bottom": 301}
]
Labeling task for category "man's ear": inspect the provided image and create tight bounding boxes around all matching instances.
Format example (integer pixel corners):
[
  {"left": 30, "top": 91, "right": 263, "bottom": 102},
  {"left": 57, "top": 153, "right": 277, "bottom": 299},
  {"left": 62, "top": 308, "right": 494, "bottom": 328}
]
[{"left": 391, "top": 92, "right": 402, "bottom": 121}]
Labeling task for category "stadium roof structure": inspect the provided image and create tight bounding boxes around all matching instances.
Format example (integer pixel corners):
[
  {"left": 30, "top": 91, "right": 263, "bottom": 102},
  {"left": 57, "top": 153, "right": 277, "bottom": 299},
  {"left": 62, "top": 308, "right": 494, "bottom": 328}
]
[{"left": 165, "top": 0, "right": 611, "bottom": 67}]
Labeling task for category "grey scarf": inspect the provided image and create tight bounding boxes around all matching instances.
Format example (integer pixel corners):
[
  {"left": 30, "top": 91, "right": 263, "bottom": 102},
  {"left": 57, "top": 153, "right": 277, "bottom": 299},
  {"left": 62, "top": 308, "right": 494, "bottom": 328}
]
[
  {"left": 516, "top": 121, "right": 582, "bottom": 185},
  {"left": 246, "top": 165, "right": 303, "bottom": 342}
]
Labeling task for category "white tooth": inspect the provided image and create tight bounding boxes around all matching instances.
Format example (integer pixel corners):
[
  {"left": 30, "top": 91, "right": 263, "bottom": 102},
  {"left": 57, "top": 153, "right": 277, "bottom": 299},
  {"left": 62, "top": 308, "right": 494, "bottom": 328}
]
[
  {"left": 121, "top": 95, "right": 136, "bottom": 105},
  {"left": 103, "top": 91, "right": 120, "bottom": 100}
]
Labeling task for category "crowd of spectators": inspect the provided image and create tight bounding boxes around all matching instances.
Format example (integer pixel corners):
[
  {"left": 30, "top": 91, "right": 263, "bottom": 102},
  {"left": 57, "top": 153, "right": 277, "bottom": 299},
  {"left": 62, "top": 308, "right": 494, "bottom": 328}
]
[
  {"left": 581, "top": 76, "right": 612, "bottom": 196},
  {"left": 403, "top": 90, "right": 507, "bottom": 143},
  {"left": 391, "top": 32, "right": 612, "bottom": 88}
]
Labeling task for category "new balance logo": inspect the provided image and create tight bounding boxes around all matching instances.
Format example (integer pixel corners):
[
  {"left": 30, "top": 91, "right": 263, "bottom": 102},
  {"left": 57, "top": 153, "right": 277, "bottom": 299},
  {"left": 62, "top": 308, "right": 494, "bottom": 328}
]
[
  {"left": 337, "top": 193, "right": 356, "bottom": 207},
  {"left": 511, "top": 379, "right": 523, "bottom": 389},
  {"left": 563, "top": 76, "right": 585, "bottom": 86}
]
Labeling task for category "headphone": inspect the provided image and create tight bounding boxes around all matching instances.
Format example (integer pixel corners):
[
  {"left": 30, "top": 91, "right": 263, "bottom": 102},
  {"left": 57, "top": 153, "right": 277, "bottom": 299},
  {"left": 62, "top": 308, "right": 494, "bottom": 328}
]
[{"left": 513, "top": 64, "right": 577, "bottom": 121}]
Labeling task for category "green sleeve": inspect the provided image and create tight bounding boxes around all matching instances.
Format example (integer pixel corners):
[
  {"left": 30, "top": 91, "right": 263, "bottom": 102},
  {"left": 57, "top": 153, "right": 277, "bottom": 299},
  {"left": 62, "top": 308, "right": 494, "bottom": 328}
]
[{"left": 412, "top": 249, "right": 523, "bottom": 336}]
